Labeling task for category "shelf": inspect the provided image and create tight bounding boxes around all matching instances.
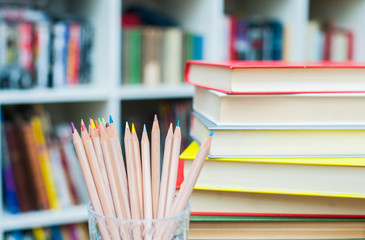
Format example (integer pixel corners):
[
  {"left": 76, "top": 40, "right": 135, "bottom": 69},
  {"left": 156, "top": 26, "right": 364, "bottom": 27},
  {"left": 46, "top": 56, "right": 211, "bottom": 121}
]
[
  {"left": 118, "top": 84, "right": 195, "bottom": 100},
  {"left": 0, "top": 87, "right": 111, "bottom": 105},
  {"left": 1, "top": 204, "right": 88, "bottom": 232}
]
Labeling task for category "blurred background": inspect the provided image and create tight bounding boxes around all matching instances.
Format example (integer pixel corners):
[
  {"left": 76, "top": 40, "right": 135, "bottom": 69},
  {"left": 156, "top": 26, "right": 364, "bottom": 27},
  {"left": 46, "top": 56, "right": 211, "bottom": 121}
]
[{"left": 0, "top": 0, "right": 364, "bottom": 239}]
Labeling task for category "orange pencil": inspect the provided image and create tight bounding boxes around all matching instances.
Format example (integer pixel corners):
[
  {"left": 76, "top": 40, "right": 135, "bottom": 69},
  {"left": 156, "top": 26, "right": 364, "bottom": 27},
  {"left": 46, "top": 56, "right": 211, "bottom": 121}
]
[{"left": 151, "top": 114, "right": 160, "bottom": 218}]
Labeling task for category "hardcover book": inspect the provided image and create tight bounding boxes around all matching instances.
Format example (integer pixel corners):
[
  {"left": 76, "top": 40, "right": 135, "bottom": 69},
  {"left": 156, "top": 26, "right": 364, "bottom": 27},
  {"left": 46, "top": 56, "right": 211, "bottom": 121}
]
[
  {"left": 190, "top": 111, "right": 365, "bottom": 158},
  {"left": 193, "top": 87, "right": 365, "bottom": 126},
  {"left": 185, "top": 60, "right": 365, "bottom": 94}
]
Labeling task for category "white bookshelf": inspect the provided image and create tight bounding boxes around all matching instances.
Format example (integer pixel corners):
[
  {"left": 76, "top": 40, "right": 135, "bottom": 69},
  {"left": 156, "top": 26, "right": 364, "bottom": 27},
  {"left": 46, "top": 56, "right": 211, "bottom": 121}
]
[{"left": 1, "top": 0, "right": 365, "bottom": 238}]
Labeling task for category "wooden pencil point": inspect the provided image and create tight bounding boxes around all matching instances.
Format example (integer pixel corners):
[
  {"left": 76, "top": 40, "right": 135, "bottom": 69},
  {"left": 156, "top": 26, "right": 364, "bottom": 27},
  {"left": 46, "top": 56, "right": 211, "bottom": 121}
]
[
  {"left": 90, "top": 119, "right": 95, "bottom": 129},
  {"left": 71, "top": 122, "right": 76, "bottom": 133},
  {"left": 81, "top": 119, "right": 86, "bottom": 132}
]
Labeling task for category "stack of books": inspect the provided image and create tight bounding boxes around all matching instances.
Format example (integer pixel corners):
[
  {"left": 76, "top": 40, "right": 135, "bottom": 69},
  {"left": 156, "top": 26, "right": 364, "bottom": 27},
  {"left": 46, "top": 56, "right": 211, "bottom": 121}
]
[{"left": 181, "top": 60, "right": 365, "bottom": 239}]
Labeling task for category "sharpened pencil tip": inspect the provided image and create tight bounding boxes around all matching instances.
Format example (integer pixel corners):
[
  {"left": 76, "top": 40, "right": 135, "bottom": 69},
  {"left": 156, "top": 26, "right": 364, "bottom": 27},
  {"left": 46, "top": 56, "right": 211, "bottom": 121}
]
[
  {"left": 177, "top": 120, "right": 180, "bottom": 127},
  {"left": 95, "top": 119, "right": 99, "bottom": 129},
  {"left": 71, "top": 122, "right": 75, "bottom": 133},
  {"left": 98, "top": 118, "right": 102, "bottom": 126},
  {"left": 132, "top": 123, "right": 136, "bottom": 132},
  {"left": 209, "top": 131, "right": 214, "bottom": 136},
  {"left": 109, "top": 115, "right": 113, "bottom": 124},
  {"left": 143, "top": 124, "right": 146, "bottom": 132},
  {"left": 169, "top": 123, "right": 173, "bottom": 130},
  {"left": 102, "top": 118, "right": 106, "bottom": 126},
  {"left": 106, "top": 122, "right": 110, "bottom": 128},
  {"left": 99, "top": 122, "right": 105, "bottom": 130},
  {"left": 90, "top": 118, "right": 95, "bottom": 128},
  {"left": 81, "top": 119, "right": 85, "bottom": 131},
  {"left": 125, "top": 121, "right": 129, "bottom": 129},
  {"left": 154, "top": 114, "right": 157, "bottom": 121}
]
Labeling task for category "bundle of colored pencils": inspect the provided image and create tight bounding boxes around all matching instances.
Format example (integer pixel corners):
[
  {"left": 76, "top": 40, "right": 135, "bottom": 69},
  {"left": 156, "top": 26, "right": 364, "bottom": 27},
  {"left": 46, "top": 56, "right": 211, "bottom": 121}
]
[{"left": 71, "top": 115, "right": 212, "bottom": 239}]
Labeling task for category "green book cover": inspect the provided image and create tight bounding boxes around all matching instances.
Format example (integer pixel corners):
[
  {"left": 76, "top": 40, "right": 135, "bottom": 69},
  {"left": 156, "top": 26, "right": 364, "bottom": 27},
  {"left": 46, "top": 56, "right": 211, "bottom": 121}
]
[
  {"left": 129, "top": 29, "right": 141, "bottom": 84},
  {"left": 190, "top": 215, "right": 365, "bottom": 222}
]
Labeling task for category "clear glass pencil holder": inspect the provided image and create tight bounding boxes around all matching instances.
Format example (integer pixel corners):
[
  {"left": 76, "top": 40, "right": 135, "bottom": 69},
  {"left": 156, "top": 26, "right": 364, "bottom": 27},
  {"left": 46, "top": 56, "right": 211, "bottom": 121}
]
[{"left": 88, "top": 202, "right": 191, "bottom": 240}]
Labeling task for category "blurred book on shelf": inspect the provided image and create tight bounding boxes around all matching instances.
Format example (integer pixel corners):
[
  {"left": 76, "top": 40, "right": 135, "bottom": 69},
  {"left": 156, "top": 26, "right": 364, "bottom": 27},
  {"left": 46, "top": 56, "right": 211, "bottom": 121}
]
[
  {"left": 0, "top": 7, "right": 93, "bottom": 90},
  {"left": 229, "top": 16, "right": 284, "bottom": 61},
  {"left": 1, "top": 104, "right": 88, "bottom": 214},
  {"left": 121, "top": 6, "right": 203, "bottom": 86},
  {"left": 5, "top": 222, "right": 89, "bottom": 240},
  {"left": 305, "top": 19, "right": 353, "bottom": 62}
]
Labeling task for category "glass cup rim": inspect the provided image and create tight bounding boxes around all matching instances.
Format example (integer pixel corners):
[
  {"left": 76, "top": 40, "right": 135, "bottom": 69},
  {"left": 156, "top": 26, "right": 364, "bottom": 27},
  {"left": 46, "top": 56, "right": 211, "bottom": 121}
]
[{"left": 87, "top": 202, "right": 191, "bottom": 224}]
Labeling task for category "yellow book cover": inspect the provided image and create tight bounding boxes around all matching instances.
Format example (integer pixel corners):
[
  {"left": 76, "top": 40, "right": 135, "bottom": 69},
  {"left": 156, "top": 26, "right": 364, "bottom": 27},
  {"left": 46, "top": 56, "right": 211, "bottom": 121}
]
[
  {"left": 31, "top": 116, "right": 60, "bottom": 209},
  {"left": 181, "top": 141, "right": 365, "bottom": 199},
  {"left": 32, "top": 228, "right": 47, "bottom": 240}
]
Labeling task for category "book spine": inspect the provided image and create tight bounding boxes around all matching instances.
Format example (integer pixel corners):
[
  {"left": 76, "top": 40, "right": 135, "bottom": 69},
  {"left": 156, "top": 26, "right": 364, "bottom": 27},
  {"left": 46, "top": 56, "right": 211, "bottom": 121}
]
[
  {"left": 67, "top": 23, "right": 81, "bottom": 85},
  {"left": 48, "top": 140, "right": 72, "bottom": 208},
  {"left": 22, "top": 123, "right": 50, "bottom": 209},
  {"left": 32, "top": 227, "right": 47, "bottom": 240},
  {"left": 229, "top": 16, "right": 238, "bottom": 60},
  {"left": 1, "top": 121, "right": 20, "bottom": 214},
  {"left": 52, "top": 22, "right": 67, "bottom": 88},
  {"left": 35, "top": 22, "right": 50, "bottom": 88},
  {"left": 347, "top": 30, "right": 354, "bottom": 60},
  {"left": 17, "top": 22, "right": 34, "bottom": 72},
  {"left": 129, "top": 28, "right": 142, "bottom": 84},
  {"left": 31, "top": 116, "right": 61, "bottom": 209},
  {"left": 6, "top": 122, "right": 37, "bottom": 212},
  {"left": 0, "top": 22, "right": 7, "bottom": 66}
]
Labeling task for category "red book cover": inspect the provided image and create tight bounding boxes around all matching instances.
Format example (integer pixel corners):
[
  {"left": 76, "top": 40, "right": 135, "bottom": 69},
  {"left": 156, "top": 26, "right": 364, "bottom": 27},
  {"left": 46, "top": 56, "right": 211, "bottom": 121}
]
[
  {"left": 67, "top": 23, "right": 81, "bottom": 85},
  {"left": 185, "top": 60, "right": 365, "bottom": 94},
  {"left": 18, "top": 22, "right": 34, "bottom": 71}
]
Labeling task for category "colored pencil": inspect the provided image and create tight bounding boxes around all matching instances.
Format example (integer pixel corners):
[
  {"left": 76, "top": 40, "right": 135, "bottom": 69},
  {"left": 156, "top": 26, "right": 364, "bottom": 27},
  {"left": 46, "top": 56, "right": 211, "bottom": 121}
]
[
  {"left": 169, "top": 131, "right": 213, "bottom": 216},
  {"left": 105, "top": 125, "right": 131, "bottom": 219},
  {"left": 80, "top": 119, "right": 115, "bottom": 219},
  {"left": 157, "top": 123, "right": 173, "bottom": 218},
  {"left": 164, "top": 121, "right": 181, "bottom": 216},
  {"left": 124, "top": 123, "right": 142, "bottom": 220},
  {"left": 108, "top": 115, "right": 129, "bottom": 199},
  {"left": 71, "top": 123, "right": 118, "bottom": 240},
  {"left": 89, "top": 123, "right": 115, "bottom": 216},
  {"left": 151, "top": 114, "right": 160, "bottom": 218},
  {"left": 141, "top": 124, "right": 153, "bottom": 220},
  {"left": 131, "top": 123, "right": 144, "bottom": 218},
  {"left": 99, "top": 123, "right": 126, "bottom": 220}
]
